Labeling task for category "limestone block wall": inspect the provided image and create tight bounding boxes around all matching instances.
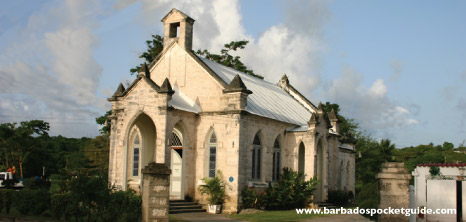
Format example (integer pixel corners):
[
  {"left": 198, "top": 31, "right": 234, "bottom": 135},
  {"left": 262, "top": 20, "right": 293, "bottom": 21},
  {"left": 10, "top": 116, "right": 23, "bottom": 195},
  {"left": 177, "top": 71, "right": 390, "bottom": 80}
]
[
  {"left": 193, "top": 112, "right": 241, "bottom": 213},
  {"left": 150, "top": 44, "right": 230, "bottom": 112},
  {"left": 108, "top": 79, "right": 171, "bottom": 190},
  {"left": 237, "top": 113, "right": 292, "bottom": 188}
]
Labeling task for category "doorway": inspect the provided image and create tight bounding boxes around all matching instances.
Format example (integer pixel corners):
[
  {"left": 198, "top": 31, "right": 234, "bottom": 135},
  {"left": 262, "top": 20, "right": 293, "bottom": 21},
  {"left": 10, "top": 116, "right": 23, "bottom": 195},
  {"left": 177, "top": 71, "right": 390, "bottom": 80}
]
[{"left": 170, "top": 129, "right": 184, "bottom": 199}]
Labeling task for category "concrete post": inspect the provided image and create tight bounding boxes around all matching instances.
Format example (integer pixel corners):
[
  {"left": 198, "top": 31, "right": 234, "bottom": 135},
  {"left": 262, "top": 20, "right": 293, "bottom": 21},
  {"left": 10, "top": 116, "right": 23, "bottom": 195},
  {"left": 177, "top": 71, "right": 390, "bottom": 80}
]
[
  {"left": 376, "top": 162, "right": 412, "bottom": 222},
  {"left": 142, "top": 162, "right": 171, "bottom": 222}
]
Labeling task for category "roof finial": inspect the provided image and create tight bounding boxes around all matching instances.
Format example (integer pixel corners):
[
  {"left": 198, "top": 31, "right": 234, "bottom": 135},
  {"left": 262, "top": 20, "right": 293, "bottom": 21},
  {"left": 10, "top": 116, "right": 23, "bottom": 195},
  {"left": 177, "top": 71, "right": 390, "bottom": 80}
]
[
  {"left": 317, "top": 102, "right": 324, "bottom": 114},
  {"left": 138, "top": 63, "right": 150, "bottom": 78},
  {"left": 329, "top": 108, "right": 338, "bottom": 121},
  {"left": 160, "top": 78, "right": 175, "bottom": 95},
  {"left": 223, "top": 74, "right": 252, "bottom": 94}
]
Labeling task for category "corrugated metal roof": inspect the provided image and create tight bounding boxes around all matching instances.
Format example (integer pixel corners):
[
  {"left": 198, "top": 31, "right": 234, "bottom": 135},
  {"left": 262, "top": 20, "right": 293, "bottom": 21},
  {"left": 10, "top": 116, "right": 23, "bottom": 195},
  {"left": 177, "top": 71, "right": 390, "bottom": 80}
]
[{"left": 198, "top": 56, "right": 312, "bottom": 126}]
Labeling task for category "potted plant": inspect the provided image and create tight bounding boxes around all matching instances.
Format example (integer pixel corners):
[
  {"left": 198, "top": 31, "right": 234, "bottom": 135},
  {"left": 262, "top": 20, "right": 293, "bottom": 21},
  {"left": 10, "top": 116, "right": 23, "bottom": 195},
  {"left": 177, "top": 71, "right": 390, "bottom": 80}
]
[{"left": 198, "top": 171, "right": 226, "bottom": 214}]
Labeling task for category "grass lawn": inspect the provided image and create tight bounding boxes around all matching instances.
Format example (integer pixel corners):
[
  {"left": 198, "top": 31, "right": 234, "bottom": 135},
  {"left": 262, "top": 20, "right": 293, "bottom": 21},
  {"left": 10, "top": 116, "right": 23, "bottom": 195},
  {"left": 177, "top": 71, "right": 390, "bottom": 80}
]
[{"left": 228, "top": 209, "right": 330, "bottom": 222}]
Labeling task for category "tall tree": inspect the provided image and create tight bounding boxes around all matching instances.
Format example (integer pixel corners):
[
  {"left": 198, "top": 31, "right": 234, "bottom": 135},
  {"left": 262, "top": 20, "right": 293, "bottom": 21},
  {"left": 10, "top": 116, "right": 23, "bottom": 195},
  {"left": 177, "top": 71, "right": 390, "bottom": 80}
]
[
  {"left": 0, "top": 120, "right": 49, "bottom": 177},
  {"left": 130, "top": 34, "right": 164, "bottom": 74},
  {"left": 197, "top": 40, "right": 263, "bottom": 79}
]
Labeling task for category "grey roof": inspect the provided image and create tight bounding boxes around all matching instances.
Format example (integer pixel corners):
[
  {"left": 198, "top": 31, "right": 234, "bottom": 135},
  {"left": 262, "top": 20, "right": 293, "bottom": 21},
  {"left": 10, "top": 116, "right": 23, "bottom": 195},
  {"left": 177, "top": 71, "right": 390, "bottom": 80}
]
[{"left": 198, "top": 56, "right": 313, "bottom": 126}]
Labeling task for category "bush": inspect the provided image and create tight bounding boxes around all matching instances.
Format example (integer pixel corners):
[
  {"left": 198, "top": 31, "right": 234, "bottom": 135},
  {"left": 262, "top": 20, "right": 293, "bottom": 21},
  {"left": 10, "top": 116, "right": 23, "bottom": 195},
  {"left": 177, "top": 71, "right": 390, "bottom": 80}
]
[
  {"left": 327, "top": 190, "right": 349, "bottom": 206},
  {"left": 260, "top": 168, "right": 318, "bottom": 210},
  {"left": 357, "top": 182, "right": 379, "bottom": 220},
  {"left": 14, "top": 189, "right": 50, "bottom": 215},
  {"left": 240, "top": 186, "right": 257, "bottom": 209},
  {"left": 51, "top": 192, "right": 73, "bottom": 220},
  {"left": 198, "top": 171, "right": 226, "bottom": 205},
  {"left": 0, "top": 189, "right": 14, "bottom": 214},
  {"left": 23, "top": 177, "right": 51, "bottom": 190}
]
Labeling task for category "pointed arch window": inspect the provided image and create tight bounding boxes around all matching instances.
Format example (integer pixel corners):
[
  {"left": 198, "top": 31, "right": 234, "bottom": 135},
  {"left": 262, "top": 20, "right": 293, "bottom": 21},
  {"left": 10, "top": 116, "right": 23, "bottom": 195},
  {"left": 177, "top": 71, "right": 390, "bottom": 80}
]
[
  {"left": 208, "top": 132, "right": 217, "bottom": 177},
  {"left": 252, "top": 134, "right": 262, "bottom": 180},
  {"left": 132, "top": 132, "right": 140, "bottom": 177},
  {"left": 272, "top": 138, "right": 281, "bottom": 181}
]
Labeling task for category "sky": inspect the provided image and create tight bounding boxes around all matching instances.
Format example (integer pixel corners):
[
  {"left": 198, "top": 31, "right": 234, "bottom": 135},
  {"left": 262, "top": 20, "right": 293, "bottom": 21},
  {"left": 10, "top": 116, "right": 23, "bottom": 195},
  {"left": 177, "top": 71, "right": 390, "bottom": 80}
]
[{"left": 0, "top": 0, "right": 465, "bottom": 148}]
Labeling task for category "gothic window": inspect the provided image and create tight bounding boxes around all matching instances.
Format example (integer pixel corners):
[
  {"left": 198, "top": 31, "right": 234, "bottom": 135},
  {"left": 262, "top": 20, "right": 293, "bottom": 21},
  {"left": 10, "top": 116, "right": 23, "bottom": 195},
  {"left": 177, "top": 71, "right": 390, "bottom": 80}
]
[
  {"left": 132, "top": 133, "right": 140, "bottom": 177},
  {"left": 208, "top": 132, "right": 217, "bottom": 177},
  {"left": 252, "top": 134, "right": 262, "bottom": 180},
  {"left": 170, "top": 132, "right": 183, "bottom": 147},
  {"left": 272, "top": 137, "right": 281, "bottom": 181}
]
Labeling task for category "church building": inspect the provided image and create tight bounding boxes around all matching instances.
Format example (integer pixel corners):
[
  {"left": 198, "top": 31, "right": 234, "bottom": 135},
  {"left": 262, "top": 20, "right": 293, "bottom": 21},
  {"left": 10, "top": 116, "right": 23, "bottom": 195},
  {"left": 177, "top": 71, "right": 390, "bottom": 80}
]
[{"left": 107, "top": 9, "right": 355, "bottom": 213}]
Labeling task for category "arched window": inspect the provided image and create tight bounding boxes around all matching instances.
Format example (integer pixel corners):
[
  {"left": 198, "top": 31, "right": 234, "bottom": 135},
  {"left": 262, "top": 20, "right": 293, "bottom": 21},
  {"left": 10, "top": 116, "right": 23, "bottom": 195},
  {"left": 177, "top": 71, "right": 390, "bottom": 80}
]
[
  {"left": 252, "top": 134, "right": 262, "bottom": 180},
  {"left": 208, "top": 132, "right": 217, "bottom": 177},
  {"left": 272, "top": 138, "right": 281, "bottom": 181},
  {"left": 345, "top": 161, "right": 350, "bottom": 191},
  {"left": 132, "top": 132, "right": 140, "bottom": 177}
]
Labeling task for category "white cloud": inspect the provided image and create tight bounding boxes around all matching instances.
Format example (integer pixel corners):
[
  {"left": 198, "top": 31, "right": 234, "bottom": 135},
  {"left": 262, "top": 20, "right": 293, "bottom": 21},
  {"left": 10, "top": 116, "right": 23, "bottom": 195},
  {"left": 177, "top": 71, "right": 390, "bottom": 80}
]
[
  {"left": 324, "top": 66, "right": 419, "bottom": 131},
  {"left": 0, "top": 0, "right": 106, "bottom": 137}
]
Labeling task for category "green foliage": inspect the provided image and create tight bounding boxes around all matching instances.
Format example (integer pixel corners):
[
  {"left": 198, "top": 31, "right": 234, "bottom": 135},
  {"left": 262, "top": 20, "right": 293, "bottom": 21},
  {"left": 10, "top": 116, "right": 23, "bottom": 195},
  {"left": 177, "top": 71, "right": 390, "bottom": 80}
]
[
  {"left": 429, "top": 166, "right": 441, "bottom": 176},
  {"left": 14, "top": 188, "right": 50, "bottom": 215},
  {"left": 356, "top": 182, "right": 379, "bottom": 220},
  {"left": 199, "top": 171, "right": 227, "bottom": 205},
  {"left": 96, "top": 110, "right": 112, "bottom": 135},
  {"left": 327, "top": 190, "right": 349, "bottom": 206},
  {"left": 240, "top": 186, "right": 257, "bottom": 209},
  {"left": 322, "top": 102, "right": 359, "bottom": 143},
  {"left": 23, "top": 177, "right": 51, "bottom": 190},
  {"left": 130, "top": 34, "right": 164, "bottom": 74},
  {"left": 260, "top": 168, "right": 318, "bottom": 210},
  {"left": 51, "top": 192, "right": 72, "bottom": 220},
  {"left": 197, "top": 40, "right": 263, "bottom": 79},
  {"left": 0, "top": 189, "right": 14, "bottom": 214}
]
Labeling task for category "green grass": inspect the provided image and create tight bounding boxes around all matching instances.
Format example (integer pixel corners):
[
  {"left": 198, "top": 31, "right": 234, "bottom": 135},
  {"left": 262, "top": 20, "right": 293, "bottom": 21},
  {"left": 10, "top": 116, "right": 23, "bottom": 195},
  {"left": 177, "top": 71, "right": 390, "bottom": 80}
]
[{"left": 228, "top": 209, "right": 330, "bottom": 222}]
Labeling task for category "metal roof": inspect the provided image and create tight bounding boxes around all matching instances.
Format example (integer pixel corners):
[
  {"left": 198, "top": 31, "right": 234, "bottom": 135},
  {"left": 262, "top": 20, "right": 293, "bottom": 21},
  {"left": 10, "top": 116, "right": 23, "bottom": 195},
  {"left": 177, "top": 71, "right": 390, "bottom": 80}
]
[{"left": 198, "top": 56, "right": 312, "bottom": 126}]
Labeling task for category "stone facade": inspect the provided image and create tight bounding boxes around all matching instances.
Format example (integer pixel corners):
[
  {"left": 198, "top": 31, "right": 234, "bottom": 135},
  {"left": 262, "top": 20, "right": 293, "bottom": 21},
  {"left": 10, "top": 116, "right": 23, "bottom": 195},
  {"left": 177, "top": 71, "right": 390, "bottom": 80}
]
[{"left": 108, "top": 8, "right": 356, "bottom": 213}]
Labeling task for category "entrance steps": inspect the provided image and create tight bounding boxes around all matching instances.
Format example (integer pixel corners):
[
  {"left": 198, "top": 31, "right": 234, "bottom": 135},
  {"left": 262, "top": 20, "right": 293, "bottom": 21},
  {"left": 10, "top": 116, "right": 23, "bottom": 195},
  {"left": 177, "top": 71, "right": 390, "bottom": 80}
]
[{"left": 169, "top": 200, "right": 206, "bottom": 214}]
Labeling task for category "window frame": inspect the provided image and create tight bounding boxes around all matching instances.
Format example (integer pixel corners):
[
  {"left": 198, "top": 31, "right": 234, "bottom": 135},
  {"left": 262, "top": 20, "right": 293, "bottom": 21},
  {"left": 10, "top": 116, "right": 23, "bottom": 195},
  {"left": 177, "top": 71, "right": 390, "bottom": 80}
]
[
  {"left": 208, "top": 131, "right": 217, "bottom": 178},
  {"left": 272, "top": 138, "right": 281, "bottom": 181},
  {"left": 252, "top": 134, "right": 262, "bottom": 180}
]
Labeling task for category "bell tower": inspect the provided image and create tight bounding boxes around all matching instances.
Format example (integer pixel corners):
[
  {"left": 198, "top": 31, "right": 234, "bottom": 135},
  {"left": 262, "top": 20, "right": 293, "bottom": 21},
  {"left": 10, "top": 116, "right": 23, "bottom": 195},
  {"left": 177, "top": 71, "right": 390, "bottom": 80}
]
[{"left": 161, "top": 8, "right": 195, "bottom": 51}]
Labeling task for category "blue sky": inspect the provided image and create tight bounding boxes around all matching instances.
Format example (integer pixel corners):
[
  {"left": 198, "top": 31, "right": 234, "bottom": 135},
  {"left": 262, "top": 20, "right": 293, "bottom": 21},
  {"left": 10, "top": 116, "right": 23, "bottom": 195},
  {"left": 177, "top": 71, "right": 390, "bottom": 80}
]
[{"left": 0, "top": 0, "right": 465, "bottom": 147}]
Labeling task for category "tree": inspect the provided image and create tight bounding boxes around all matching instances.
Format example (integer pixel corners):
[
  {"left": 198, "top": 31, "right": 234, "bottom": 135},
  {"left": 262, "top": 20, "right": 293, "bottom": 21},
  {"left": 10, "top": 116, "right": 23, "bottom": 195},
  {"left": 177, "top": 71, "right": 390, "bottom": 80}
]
[
  {"left": 130, "top": 34, "right": 164, "bottom": 74},
  {"left": 196, "top": 40, "right": 263, "bottom": 79},
  {"left": 322, "top": 102, "right": 359, "bottom": 143},
  {"left": 0, "top": 120, "right": 49, "bottom": 177},
  {"left": 96, "top": 110, "right": 112, "bottom": 135}
]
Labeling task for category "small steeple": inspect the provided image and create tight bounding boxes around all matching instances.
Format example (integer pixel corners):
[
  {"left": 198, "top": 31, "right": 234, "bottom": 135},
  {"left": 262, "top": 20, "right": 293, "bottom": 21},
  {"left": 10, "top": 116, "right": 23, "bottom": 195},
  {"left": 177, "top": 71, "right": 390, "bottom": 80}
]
[
  {"left": 112, "top": 83, "right": 125, "bottom": 98},
  {"left": 317, "top": 102, "right": 324, "bottom": 114},
  {"left": 329, "top": 109, "right": 338, "bottom": 121},
  {"left": 160, "top": 78, "right": 175, "bottom": 95},
  {"left": 308, "top": 113, "right": 317, "bottom": 125},
  {"left": 280, "top": 74, "right": 289, "bottom": 85},
  {"left": 223, "top": 74, "right": 252, "bottom": 94},
  {"left": 138, "top": 63, "right": 150, "bottom": 78}
]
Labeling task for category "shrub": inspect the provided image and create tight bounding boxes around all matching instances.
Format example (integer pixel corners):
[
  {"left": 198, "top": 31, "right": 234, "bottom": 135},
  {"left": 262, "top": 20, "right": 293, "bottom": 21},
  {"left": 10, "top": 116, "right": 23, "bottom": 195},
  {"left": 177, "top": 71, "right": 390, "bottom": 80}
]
[
  {"left": 260, "top": 167, "right": 318, "bottom": 210},
  {"left": 51, "top": 192, "right": 73, "bottom": 220},
  {"left": 14, "top": 189, "right": 50, "bottom": 215},
  {"left": 23, "top": 177, "right": 51, "bottom": 190},
  {"left": 357, "top": 182, "right": 379, "bottom": 220},
  {"left": 198, "top": 171, "right": 226, "bottom": 205},
  {"left": 240, "top": 186, "right": 256, "bottom": 209},
  {"left": 327, "top": 190, "right": 349, "bottom": 206}
]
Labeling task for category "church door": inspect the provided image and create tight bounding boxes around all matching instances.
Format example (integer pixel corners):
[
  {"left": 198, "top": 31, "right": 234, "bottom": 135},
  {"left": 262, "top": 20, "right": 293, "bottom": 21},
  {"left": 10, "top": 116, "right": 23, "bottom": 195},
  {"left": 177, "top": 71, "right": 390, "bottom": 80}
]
[{"left": 169, "top": 131, "right": 184, "bottom": 199}]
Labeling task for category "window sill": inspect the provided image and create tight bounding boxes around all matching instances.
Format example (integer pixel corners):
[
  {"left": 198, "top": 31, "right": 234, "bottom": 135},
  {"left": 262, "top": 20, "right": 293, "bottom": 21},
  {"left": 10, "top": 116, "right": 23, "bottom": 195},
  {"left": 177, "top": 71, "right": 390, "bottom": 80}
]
[{"left": 247, "top": 181, "right": 268, "bottom": 188}]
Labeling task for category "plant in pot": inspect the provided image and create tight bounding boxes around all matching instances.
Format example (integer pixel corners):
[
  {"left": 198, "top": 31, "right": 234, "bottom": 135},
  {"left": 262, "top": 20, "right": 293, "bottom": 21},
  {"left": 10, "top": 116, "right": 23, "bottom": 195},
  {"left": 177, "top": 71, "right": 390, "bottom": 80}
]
[{"left": 198, "top": 171, "right": 226, "bottom": 214}]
